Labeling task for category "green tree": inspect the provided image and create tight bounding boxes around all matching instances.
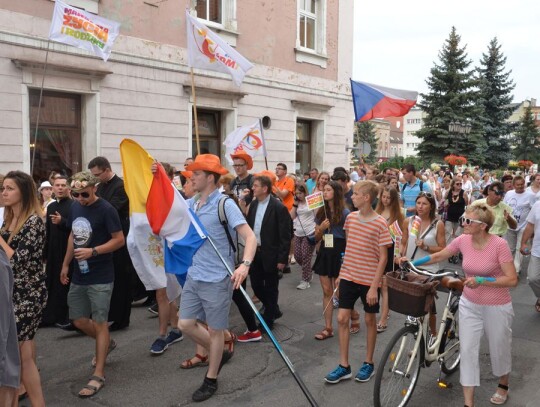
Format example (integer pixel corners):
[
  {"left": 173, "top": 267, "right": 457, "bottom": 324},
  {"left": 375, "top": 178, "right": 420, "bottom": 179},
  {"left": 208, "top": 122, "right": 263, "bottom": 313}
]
[
  {"left": 513, "top": 105, "right": 540, "bottom": 161},
  {"left": 354, "top": 121, "right": 378, "bottom": 164},
  {"left": 416, "top": 27, "right": 486, "bottom": 164},
  {"left": 476, "top": 38, "right": 516, "bottom": 169}
]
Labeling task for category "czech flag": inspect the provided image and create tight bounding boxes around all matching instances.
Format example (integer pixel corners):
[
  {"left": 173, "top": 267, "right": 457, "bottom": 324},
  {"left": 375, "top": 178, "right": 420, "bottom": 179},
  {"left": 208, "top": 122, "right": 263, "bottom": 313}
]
[
  {"left": 350, "top": 80, "right": 418, "bottom": 122},
  {"left": 147, "top": 161, "right": 207, "bottom": 286}
]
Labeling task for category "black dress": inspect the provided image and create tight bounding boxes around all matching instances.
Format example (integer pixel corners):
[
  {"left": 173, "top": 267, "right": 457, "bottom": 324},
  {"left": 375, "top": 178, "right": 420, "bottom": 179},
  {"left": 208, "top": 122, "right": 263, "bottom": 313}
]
[{"left": 1, "top": 215, "right": 47, "bottom": 341}]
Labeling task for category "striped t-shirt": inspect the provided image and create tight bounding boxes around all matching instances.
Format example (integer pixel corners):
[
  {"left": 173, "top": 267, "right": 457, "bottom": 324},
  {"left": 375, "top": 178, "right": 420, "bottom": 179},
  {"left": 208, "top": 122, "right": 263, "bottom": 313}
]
[
  {"left": 447, "top": 234, "right": 513, "bottom": 305},
  {"left": 340, "top": 213, "right": 393, "bottom": 286}
]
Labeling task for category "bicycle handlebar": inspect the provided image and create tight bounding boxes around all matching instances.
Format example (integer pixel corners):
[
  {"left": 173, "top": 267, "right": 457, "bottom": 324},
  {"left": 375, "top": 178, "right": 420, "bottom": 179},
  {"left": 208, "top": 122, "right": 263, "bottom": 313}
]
[{"left": 402, "top": 261, "right": 456, "bottom": 278}]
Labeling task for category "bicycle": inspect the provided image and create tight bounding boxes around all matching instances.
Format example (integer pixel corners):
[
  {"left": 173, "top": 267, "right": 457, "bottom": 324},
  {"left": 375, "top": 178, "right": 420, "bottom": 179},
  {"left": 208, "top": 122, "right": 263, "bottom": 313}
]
[{"left": 373, "top": 261, "right": 464, "bottom": 407}]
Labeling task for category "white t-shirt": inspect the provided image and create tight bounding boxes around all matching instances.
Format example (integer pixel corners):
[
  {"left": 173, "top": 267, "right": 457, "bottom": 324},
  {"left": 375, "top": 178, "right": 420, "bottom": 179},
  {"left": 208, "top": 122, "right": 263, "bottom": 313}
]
[
  {"left": 526, "top": 201, "right": 540, "bottom": 257},
  {"left": 293, "top": 201, "right": 316, "bottom": 237},
  {"left": 0, "top": 207, "right": 4, "bottom": 225},
  {"left": 504, "top": 190, "right": 537, "bottom": 230},
  {"left": 525, "top": 186, "right": 540, "bottom": 203}
]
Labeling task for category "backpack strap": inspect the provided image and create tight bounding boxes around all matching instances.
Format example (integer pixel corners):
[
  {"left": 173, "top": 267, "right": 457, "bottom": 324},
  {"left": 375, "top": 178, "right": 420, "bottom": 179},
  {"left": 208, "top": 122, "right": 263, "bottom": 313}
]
[{"left": 218, "top": 195, "right": 236, "bottom": 253}]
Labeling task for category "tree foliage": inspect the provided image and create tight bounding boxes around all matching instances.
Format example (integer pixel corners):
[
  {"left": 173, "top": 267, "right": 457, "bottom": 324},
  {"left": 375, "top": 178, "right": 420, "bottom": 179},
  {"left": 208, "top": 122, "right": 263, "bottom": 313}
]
[
  {"left": 476, "top": 38, "right": 516, "bottom": 169},
  {"left": 416, "top": 27, "right": 486, "bottom": 165},
  {"left": 513, "top": 105, "right": 540, "bottom": 161},
  {"left": 354, "top": 121, "right": 378, "bottom": 164}
]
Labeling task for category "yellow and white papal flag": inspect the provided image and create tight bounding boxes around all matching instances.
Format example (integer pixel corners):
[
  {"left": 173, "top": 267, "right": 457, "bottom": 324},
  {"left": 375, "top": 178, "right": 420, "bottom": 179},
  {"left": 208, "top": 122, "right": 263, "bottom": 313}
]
[
  {"left": 49, "top": 0, "right": 120, "bottom": 61},
  {"left": 185, "top": 9, "right": 253, "bottom": 86}
]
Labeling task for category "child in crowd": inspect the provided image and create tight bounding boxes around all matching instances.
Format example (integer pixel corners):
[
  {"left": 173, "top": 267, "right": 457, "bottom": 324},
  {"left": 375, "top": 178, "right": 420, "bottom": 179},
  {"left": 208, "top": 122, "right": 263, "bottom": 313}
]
[{"left": 324, "top": 181, "right": 392, "bottom": 384}]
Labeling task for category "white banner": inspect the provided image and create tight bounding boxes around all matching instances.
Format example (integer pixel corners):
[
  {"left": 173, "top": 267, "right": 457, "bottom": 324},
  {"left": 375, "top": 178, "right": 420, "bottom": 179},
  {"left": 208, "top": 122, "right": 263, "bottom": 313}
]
[
  {"left": 49, "top": 0, "right": 120, "bottom": 61},
  {"left": 185, "top": 9, "right": 253, "bottom": 86},
  {"left": 223, "top": 120, "right": 267, "bottom": 164}
]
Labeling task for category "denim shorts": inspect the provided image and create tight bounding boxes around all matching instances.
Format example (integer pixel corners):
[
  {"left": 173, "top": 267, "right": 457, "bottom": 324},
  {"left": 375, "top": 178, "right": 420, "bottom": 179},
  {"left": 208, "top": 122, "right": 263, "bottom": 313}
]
[
  {"left": 68, "top": 282, "right": 114, "bottom": 323},
  {"left": 180, "top": 275, "right": 233, "bottom": 330}
]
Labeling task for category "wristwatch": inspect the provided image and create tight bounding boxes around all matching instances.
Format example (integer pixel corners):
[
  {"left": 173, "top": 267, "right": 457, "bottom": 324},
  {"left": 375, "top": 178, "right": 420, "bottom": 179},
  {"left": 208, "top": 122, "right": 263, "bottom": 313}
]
[
  {"left": 92, "top": 247, "right": 99, "bottom": 257},
  {"left": 242, "top": 260, "right": 252, "bottom": 267}
]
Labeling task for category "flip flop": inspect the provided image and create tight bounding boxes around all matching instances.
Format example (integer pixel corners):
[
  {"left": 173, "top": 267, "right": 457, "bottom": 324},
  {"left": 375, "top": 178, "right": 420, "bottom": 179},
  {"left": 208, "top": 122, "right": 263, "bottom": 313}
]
[
  {"left": 78, "top": 375, "right": 105, "bottom": 398},
  {"left": 377, "top": 323, "right": 387, "bottom": 333},
  {"left": 314, "top": 328, "right": 334, "bottom": 340}
]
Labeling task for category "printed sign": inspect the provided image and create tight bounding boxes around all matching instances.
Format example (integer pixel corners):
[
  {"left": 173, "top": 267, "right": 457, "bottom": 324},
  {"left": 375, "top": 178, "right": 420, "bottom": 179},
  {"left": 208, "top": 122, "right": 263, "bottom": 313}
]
[{"left": 306, "top": 191, "right": 324, "bottom": 211}]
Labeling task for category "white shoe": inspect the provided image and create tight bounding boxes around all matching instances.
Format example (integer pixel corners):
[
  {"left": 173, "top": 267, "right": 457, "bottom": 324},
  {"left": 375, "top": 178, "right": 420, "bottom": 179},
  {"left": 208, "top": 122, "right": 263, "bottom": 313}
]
[{"left": 296, "top": 281, "right": 310, "bottom": 290}]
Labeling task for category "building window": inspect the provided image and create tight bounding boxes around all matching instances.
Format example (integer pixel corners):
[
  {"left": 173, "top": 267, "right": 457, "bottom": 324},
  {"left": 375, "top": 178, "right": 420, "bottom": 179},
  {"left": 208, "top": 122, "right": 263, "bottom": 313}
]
[
  {"left": 52, "top": 0, "right": 99, "bottom": 14},
  {"left": 299, "top": 0, "right": 316, "bottom": 50},
  {"left": 196, "top": 0, "right": 222, "bottom": 24},
  {"left": 192, "top": 109, "right": 221, "bottom": 157},
  {"left": 29, "top": 90, "right": 82, "bottom": 183},
  {"left": 296, "top": 120, "right": 312, "bottom": 175},
  {"left": 295, "top": 0, "right": 327, "bottom": 67}
]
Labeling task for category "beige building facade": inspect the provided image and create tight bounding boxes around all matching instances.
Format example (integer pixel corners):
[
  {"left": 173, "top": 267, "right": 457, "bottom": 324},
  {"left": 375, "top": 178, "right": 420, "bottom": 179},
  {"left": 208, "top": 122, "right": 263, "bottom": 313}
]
[{"left": 0, "top": 0, "right": 354, "bottom": 181}]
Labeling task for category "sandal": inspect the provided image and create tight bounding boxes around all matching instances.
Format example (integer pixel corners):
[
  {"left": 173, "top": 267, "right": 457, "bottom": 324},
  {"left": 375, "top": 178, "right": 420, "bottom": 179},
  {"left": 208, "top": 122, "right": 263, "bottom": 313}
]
[
  {"left": 224, "top": 332, "right": 237, "bottom": 354},
  {"left": 490, "top": 383, "right": 508, "bottom": 405},
  {"left": 314, "top": 328, "right": 334, "bottom": 340},
  {"left": 180, "top": 353, "right": 209, "bottom": 369},
  {"left": 535, "top": 300, "right": 540, "bottom": 313},
  {"left": 350, "top": 310, "right": 360, "bottom": 334},
  {"left": 78, "top": 375, "right": 105, "bottom": 398},
  {"left": 91, "top": 338, "right": 117, "bottom": 367},
  {"left": 377, "top": 323, "right": 387, "bottom": 333}
]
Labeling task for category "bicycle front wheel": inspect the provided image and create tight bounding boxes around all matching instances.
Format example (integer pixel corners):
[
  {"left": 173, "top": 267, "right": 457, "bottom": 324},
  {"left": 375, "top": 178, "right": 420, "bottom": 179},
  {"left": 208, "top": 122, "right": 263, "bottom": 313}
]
[
  {"left": 374, "top": 324, "right": 423, "bottom": 407},
  {"left": 441, "top": 303, "right": 460, "bottom": 375}
]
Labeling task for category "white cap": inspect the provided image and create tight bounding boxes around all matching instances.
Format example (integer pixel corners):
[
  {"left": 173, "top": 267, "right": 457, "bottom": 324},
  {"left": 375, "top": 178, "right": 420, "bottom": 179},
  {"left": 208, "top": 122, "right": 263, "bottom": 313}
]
[{"left": 38, "top": 181, "right": 52, "bottom": 192}]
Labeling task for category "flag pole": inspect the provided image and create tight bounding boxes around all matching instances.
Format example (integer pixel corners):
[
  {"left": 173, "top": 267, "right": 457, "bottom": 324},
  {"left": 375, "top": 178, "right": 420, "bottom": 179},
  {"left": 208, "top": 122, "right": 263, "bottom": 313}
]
[
  {"left": 206, "top": 236, "right": 319, "bottom": 407},
  {"left": 259, "top": 118, "right": 269, "bottom": 170},
  {"left": 190, "top": 68, "right": 201, "bottom": 156},
  {"left": 31, "top": 40, "right": 51, "bottom": 176}
]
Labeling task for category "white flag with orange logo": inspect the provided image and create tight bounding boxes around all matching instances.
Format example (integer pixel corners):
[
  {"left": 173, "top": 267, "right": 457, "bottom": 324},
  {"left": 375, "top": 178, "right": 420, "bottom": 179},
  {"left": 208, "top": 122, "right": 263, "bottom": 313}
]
[
  {"left": 185, "top": 9, "right": 253, "bottom": 86},
  {"left": 223, "top": 120, "right": 267, "bottom": 164},
  {"left": 49, "top": 0, "right": 120, "bottom": 62}
]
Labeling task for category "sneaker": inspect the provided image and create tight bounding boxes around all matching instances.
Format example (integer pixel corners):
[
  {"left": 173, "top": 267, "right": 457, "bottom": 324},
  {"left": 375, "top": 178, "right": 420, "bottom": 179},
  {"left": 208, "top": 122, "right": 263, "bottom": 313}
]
[
  {"left": 324, "top": 365, "right": 352, "bottom": 384},
  {"left": 237, "top": 330, "right": 262, "bottom": 343},
  {"left": 147, "top": 303, "right": 159, "bottom": 315},
  {"left": 355, "top": 362, "right": 375, "bottom": 382},
  {"left": 192, "top": 377, "right": 218, "bottom": 402},
  {"left": 297, "top": 281, "right": 311, "bottom": 290},
  {"left": 332, "top": 296, "right": 339, "bottom": 309},
  {"left": 150, "top": 338, "right": 168, "bottom": 355},
  {"left": 165, "top": 330, "right": 183, "bottom": 346}
]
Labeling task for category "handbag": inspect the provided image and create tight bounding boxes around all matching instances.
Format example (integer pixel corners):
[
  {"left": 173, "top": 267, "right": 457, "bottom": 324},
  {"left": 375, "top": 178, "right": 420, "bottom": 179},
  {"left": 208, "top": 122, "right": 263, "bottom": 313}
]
[{"left": 295, "top": 205, "right": 317, "bottom": 246}]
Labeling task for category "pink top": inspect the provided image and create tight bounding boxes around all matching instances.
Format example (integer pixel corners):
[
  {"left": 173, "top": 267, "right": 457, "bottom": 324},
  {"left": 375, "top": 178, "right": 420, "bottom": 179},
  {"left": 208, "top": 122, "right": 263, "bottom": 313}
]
[{"left": 447, "top": 234, "right": 513, "bottom": 305}]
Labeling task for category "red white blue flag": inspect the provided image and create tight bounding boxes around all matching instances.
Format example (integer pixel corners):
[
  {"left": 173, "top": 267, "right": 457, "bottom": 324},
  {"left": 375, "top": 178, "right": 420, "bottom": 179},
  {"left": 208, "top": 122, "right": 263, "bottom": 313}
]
[
  {"left": 350, "top": 80, "right": 418, "bottom": 122},
  {"left": 147, "top": 164, "right": 207, "bottom": 286}
]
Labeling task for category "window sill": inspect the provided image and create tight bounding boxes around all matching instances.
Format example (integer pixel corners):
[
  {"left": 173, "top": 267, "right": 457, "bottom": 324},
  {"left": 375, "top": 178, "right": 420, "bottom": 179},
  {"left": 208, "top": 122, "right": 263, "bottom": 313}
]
[
  {"left": 51, "top": 0, "right": 98, "bottom": 14},
  {"left": 294, "top": 47, "right": 328, "bottom": 68},
  {"left": 197, "top": 18, "right": 239, "bottom": 47}
]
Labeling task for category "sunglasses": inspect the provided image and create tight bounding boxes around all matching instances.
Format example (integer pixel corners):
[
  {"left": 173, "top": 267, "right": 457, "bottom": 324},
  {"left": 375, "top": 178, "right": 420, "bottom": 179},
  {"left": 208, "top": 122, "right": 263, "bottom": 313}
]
[
  {"left": 232, "top": 164, "right": 246, "bottom": 168},
  {"left": 459, "top": 216, "right": 484, "bottom": 226},
  {"left": 71, "top": 191, "right": 90, "bottom": 198},
  {"left": 490, "top": 189, "right": 504, "bottom": 196},
  {"left": 418, "top": 192, "right": 434, "bottom": 199},
  {"left": 455, "top": 183, "right": 462, "bottom": 185}
]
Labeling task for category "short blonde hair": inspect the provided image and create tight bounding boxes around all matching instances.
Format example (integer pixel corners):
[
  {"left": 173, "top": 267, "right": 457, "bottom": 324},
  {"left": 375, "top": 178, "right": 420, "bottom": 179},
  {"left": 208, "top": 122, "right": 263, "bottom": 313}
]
[
  {"left": 354, "top": 180, "right": 379, "bottom": 202},
  {"left": 466, "top": 204, "right": 494, "bottom": 232}
]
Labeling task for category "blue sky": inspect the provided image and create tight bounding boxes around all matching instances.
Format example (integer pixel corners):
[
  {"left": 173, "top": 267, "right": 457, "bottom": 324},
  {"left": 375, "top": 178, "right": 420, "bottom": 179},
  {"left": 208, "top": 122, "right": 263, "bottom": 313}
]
[{"left": 353, "top": 0, "right": 539, "bottom": 103}]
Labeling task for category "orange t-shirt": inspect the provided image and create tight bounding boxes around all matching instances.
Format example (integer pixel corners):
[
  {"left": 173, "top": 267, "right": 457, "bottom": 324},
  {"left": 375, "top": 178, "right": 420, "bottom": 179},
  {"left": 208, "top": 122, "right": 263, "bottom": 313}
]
[
  {"left": 340, "top": 213, "right": 393, "bottom": 286},
  {"left": 274, "top": 176, "right": 295, "bottom": 211}
]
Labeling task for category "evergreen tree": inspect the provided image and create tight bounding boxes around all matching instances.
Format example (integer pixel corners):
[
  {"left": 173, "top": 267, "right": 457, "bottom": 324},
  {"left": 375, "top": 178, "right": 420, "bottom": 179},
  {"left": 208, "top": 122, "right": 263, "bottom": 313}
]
[
  {"left": 513, "top": 105, "right": 540, "bottom": 161},
  {"left": 477, "top": 38, "right": 516, "bottom": 169},
  {"left": 416, "top": 27, "right": 486, "bottom": 164},
  {"left": 354, "top": 121, "right": 378, "bottom": 164}
]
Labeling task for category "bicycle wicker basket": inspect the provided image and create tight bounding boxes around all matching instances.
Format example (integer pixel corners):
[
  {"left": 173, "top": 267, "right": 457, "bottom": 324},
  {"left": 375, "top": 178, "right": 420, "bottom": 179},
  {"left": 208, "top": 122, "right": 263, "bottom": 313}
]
[{"left": 386, "top": 270, "right": 439, "bottom": 317}]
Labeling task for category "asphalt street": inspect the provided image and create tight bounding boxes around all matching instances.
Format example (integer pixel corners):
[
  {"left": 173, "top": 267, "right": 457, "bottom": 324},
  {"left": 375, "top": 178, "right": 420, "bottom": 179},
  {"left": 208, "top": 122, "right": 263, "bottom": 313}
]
[{"left": 24, "top": 259, "right": 540, "bottom": 407}]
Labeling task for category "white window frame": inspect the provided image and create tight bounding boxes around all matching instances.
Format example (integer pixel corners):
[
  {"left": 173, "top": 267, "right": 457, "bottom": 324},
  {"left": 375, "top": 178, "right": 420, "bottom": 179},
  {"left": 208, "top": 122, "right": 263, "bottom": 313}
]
[
  {"left": 295, "top": 0, "right": 328, "bottom": 68},
  {"left": 51, "top": 0, "right": 99, "bottom": 14},
  {"left": 191, "top": 0, "right": 238, "bottom": 46}
]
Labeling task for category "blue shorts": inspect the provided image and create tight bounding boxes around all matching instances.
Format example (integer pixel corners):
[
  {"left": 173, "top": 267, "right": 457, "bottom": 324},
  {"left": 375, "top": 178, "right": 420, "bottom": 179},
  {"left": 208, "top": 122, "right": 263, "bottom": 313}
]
[{"left": 179, "top": 275, "right": 233, "bottom": 330}]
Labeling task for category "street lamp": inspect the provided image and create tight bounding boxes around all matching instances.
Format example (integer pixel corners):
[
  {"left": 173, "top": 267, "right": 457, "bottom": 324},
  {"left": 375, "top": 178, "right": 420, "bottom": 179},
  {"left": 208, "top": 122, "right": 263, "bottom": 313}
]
[{"left": 448, "top": 121, "right": 472, "bottom": 154}]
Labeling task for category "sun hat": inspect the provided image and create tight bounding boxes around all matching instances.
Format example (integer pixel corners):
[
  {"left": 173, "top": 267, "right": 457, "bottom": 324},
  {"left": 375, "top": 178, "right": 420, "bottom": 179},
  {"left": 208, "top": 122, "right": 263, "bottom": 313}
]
[
  {"left": 180, "top": 170, "right": 193, "bottom": 179},
  {"left": 38, "top": 181, "right": 52, "bottom": 192},
  {"left": 185, "top": 154, "right": 228, "bottom": 175},
  {"left": 69, "top": 171, "right": 99, "bottom": 192},
  {"left": 230, "top": 153, "right": 253, "bottom": 170}
]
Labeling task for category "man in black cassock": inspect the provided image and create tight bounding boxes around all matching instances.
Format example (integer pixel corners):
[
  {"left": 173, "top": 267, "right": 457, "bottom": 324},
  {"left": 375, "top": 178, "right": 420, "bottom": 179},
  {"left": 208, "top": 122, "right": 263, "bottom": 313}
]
[
  {"left": 88, "top": 156, "right": 140, "bottom": 330},
  {"left": 42, "top": 176, "right": 73, "bottom": 327}
]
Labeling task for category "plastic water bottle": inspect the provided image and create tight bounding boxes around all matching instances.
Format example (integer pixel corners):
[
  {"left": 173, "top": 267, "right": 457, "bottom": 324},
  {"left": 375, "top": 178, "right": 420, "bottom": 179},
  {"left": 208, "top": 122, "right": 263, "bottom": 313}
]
[{"left": 78, "top": 259, "right": 90, "bottom": 274}]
